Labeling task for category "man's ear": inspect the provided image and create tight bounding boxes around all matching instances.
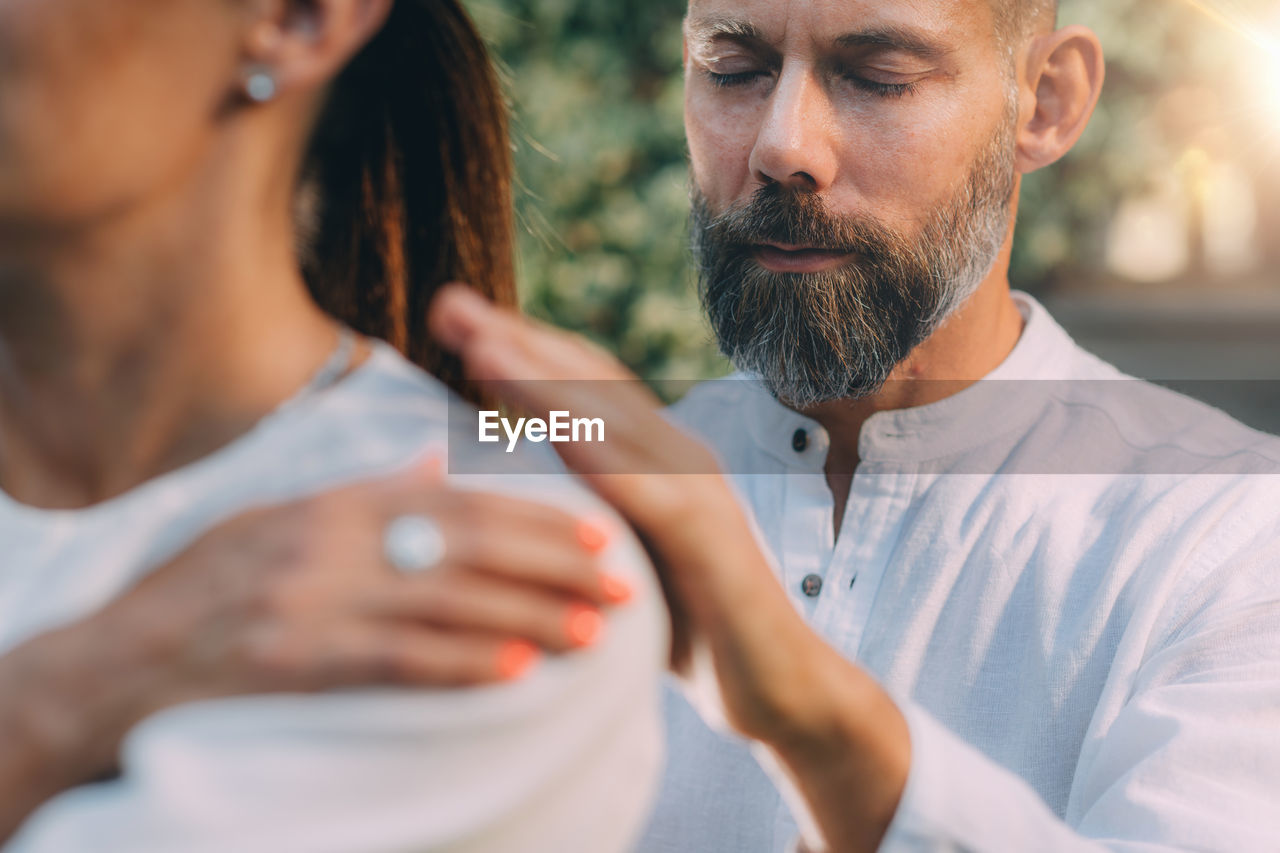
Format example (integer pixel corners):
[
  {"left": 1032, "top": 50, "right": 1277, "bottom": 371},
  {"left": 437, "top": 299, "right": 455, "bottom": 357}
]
[
  {"left": 1015, "top": 25, "right": 1105, "bottom": 174},
  {"left": 240, "top": 0, "right": 392, "bottom": 99}
]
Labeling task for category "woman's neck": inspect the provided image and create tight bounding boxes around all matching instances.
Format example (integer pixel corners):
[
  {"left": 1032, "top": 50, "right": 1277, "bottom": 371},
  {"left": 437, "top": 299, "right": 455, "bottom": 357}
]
[{"left": 0, "top": 183, "right": 342, "bottom": 510}]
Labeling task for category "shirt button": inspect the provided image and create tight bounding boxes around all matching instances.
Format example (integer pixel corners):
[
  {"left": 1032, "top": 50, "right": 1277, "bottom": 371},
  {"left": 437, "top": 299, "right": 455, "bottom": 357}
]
[
  {"left": 791, "top": 428, "right": 809, "bottom": 453},
  {"left": 801, "top": 574, "right": 823, "bottom": 597}
]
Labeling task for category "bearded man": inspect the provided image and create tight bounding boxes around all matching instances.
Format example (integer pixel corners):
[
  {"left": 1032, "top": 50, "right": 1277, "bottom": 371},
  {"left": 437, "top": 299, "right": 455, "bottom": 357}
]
[{"left": 432, "top": 0, "right": 1280, "bottom": 849}]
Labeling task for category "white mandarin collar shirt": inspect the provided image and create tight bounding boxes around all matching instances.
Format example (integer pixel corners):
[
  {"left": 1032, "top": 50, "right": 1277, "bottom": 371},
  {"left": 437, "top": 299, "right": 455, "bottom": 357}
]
[{"left": 643, "top": 292, "right": 1280, "bottom": 852}]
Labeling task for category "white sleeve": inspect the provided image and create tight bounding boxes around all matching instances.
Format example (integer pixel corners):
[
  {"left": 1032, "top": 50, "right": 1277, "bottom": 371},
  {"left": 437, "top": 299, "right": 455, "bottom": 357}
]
[
  {"left": 7, "top": 501, "right": 669, "bottom": 853},
  {"left": 877, "top": 535, "right": 1280, "bottom": 853}
]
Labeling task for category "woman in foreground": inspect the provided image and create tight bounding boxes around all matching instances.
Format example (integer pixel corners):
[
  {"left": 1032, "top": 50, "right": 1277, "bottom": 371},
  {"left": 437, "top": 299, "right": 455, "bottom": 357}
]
[{"left": 0, "top": 0, "right": 666, "bottom": 849}]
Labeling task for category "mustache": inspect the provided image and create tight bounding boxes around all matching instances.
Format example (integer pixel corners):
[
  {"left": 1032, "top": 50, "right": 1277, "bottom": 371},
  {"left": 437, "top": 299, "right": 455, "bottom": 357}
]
[{"left": 696, "top": 183, "right": 906, "bottom": 262}]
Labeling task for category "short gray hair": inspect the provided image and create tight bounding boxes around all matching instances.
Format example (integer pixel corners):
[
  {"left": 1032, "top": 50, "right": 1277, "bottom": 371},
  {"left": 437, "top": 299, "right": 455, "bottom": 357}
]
[{"left": 995, "top": 0, "right": 1058, "bottom": 41}]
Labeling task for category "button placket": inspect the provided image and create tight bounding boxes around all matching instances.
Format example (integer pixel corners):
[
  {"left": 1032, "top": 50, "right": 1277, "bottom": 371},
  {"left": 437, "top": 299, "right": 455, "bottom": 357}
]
[
  {"left": 810, "top": 464, "right": 919, "bottom": 658},
  {"left": 776, "top": 420, "right": 834, "bottom": 616}
]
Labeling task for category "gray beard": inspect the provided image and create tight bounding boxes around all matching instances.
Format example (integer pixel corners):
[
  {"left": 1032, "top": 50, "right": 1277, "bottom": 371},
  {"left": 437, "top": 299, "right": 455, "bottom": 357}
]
[{"left": 691, "top": 116, "right": 1017, "bottom": 408}]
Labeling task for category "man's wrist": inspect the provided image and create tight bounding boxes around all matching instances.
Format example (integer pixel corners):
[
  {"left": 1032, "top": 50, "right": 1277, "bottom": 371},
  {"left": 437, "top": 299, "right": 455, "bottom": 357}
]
[
  {"left": 750, "top": 638, "right": 874, "bottom": 752},
  {"left": 760, "top": 650, "right": 912, "bottom": 853}
]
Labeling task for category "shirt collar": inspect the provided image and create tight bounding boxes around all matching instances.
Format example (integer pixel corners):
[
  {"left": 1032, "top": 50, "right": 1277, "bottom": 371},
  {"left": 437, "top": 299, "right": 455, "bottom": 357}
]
[{"left": 741, "top": 291, "right": 1079, "bottom": 469}]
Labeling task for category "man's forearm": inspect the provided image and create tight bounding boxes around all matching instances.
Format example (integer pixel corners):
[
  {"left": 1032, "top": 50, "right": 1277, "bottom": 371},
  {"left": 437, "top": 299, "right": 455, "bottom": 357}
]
[
  {"left": 638, "top": 478, "right": 912, "bottom": 853},
  {"left": 762, "top": 648, "right": 912, "bottom": 853}
]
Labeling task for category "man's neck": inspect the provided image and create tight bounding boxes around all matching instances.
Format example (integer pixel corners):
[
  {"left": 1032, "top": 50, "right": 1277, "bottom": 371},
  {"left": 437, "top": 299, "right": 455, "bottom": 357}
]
[
  {"left": 0, "top": 172, "right": 341, "bottom": 510},
  {"left": 801, "top": 275, "right": 1026, "bottom": 533}
]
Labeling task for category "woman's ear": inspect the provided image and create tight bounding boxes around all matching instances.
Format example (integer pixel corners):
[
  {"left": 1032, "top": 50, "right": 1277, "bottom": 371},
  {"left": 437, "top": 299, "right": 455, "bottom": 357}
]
[
  {"left": 1015, "top": 25, "right": 1105, "bottom": 174},
  {"left": 239, "top": 0, "right": 392, "bottom": 101}
]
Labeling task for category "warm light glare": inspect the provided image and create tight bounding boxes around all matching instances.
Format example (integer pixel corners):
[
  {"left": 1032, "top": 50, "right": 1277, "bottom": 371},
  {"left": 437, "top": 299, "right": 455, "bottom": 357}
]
[
  {"left": 1181, "top": 0, "right": 1280, "bottom": 134},
  {"left": 1267, "top": 48, "right": 1280, "bottom": 132}
]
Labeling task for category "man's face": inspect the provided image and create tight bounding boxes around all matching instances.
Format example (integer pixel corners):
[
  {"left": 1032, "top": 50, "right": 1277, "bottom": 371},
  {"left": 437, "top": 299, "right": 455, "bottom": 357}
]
[{"left": 684, "top": 0, "right": 1021, "bottom": 406}]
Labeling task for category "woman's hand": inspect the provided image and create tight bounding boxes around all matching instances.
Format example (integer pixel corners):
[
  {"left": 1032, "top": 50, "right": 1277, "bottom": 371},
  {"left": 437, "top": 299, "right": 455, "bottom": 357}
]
[
  {"left": 0, "top": 460, "right": 630, "bottom": 836},
  {"left": 110, "top": 460, "right": 628, "bottom": 697}
]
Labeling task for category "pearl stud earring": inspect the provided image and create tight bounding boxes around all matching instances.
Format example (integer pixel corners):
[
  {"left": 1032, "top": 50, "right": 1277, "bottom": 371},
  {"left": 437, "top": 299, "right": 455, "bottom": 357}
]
[{"left": 244, "top": 67, "right": 278, "bottom": 103}]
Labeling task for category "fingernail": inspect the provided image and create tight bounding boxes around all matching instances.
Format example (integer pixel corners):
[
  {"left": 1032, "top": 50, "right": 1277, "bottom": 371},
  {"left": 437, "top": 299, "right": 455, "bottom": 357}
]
[
  {"left": 565, "top": 605, "right": 604, "bottom": 647},
  {"left": 431, "top": 285, "right": 488, "bottom": 350},
  {"left": 418, "top": 454, "right": 443, "bottom": 480},
  {"left": 601, "top": 573, "right": 633, "bottom": 604},
  {"left": 575, "top": 518, "right": 610, "bottom": 554},
  {"left": 497, "top": 641, "right": 539, "bottom": 680},
  {"left": 443, "top": 283, "right": 490, "bottom": 313}
]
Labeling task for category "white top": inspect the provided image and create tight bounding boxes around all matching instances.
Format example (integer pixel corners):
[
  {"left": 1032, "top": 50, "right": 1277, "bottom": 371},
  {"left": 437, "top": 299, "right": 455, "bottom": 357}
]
[
  {"left": 642, "top": 292, "right": 1280, "bottom": 852},
  {"left": 1, "top": 343, "right": 668, "bottom": 853}
]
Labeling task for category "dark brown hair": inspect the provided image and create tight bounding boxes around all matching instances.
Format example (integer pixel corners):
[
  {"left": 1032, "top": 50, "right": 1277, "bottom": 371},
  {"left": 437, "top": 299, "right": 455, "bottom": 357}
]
[{"left": 299, "top": 0, "right": 514, "bottom": 404}]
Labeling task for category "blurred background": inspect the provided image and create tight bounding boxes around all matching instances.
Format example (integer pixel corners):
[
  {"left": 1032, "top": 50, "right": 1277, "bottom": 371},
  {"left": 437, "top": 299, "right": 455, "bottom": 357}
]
[{"left": 464, "top": 0, "right": 1280, "bottom": 428}]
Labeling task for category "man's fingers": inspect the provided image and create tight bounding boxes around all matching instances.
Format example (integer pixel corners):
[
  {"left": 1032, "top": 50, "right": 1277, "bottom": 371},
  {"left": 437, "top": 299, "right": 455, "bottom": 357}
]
[
  {"left": 428, "top": 280, "right": 724, "bottom": 529},
  {"left": 430, "top": 284, "right": 542, "bottom": 380},
  {"left": 432, "top": 283, "right": 632, "bottom": 383},
  {"left": 431, "top": 282, "right": 675, "bottom": 472},
  {"left": 428, "top": 282, "right": 491, "bottom": 351}
]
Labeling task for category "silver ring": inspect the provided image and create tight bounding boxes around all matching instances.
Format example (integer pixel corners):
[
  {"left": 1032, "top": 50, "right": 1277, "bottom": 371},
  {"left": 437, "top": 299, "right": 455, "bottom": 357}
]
[{"left": 382, "top": 514, "right": 447, "bottom": 574}]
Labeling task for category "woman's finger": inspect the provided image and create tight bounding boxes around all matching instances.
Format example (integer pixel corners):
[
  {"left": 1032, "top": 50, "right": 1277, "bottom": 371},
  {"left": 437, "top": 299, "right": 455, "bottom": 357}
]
[
  {"left": 363, "top": 486, "right": 626, "bottom": 605},
  {"left": 438, "top": 515, "right": 625, "bottom": 606},
  {"left": 312, "top": 624, "right": 541, "bottom": 689},
  {"left": 366, "top": 572, "right": 605, "bottom": 654}
]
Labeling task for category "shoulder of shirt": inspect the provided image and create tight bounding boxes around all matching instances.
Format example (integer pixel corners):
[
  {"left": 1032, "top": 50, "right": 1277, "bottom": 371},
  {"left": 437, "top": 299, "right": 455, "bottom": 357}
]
[
  {"left": 1031, "top": 312, "right": 1280, "bottom": 585},
  {"left": 332, "top": 342, "right": 596, "bottom": 478},
  {"left": 231, "top": 340, "right": 603, "bottom": 501},
  {"left": 1001, "top": 293, "right": 1280, "bottom": 473},
  {"left": 1044, "top": 342, "right": 1280, "bottom": 475},
  {"left": 318, "top": 341, "right": 452, "bottom": 422}
]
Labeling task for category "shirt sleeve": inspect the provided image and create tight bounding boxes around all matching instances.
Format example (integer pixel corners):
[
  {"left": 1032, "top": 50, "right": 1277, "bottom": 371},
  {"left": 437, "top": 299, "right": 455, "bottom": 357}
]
[
  {"left": 877, "top": 520, "right": 1280, "bottom": 853},
  {"left": 6, "top": 488, "right": 669, "bottom": 853}
]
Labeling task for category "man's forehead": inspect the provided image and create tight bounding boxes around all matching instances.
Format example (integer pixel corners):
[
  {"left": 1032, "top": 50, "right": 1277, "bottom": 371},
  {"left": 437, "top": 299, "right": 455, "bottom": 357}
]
[{"left": 684, "top": 0, "right": 991, "bottom": 53}]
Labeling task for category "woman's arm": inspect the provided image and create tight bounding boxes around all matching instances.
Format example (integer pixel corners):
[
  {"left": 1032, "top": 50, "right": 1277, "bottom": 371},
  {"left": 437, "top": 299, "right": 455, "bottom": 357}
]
[
  {"left": 0, "top": 623, "right": 124, "bottom": 843},
  {"left": 5, "top": 476, "right": 667, "bottom": 853},
  {"left": 0, "top": 461, "right": 630, "bottom": 844}
]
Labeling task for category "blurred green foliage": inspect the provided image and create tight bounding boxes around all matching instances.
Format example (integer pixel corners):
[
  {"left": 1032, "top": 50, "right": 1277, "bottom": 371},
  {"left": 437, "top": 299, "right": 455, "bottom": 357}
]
[
  {"left": 465, "top": 0, "right": 715, "bottom": 385},
  {"left": 464, "top": 0, "right": 1279, "bottom": 383}
]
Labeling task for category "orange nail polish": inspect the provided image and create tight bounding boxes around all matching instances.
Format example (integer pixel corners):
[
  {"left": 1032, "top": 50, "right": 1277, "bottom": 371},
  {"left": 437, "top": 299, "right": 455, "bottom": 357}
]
[
  {"left": 575, "top": 519, "right": 610, "bottom": 553},
  {"left": 600, "top": 574, "right": 633, "bottom": 604},
  {"left": 565, "top": 606, "right": 604, "bottom": 647},
  {"left": 497, "top": 641, "right": 539, "bottom": 680}
]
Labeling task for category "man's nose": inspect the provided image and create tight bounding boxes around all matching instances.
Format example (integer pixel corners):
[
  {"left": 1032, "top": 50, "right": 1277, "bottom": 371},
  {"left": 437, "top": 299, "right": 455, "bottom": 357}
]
[{"left": 748, "top": 68, "right": 838, "bottom": 192}]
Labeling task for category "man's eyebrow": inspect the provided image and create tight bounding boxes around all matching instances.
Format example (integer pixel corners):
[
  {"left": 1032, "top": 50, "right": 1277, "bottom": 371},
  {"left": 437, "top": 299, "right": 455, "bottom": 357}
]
[
  {"left": 834, "top": 27, "right": 953, "bottom": 61},
  {"left": 684, "top": 17, "right": 768, "bottom": 50}
]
